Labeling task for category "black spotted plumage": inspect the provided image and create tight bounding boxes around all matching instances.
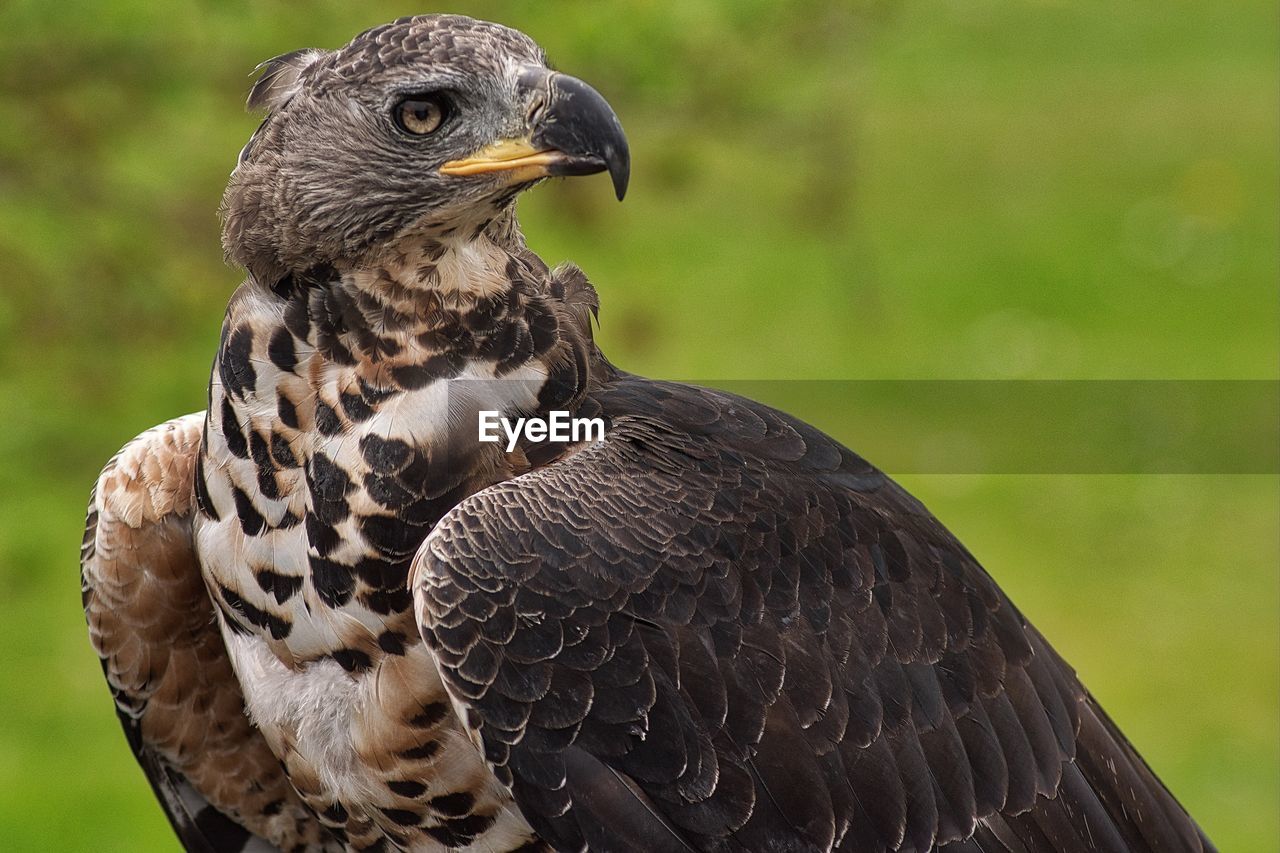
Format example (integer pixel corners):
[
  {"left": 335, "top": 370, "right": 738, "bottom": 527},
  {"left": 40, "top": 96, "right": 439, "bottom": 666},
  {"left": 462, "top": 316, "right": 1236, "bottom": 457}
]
[{"left": 220, "top": 324, "right": 258, "bottom": 399}]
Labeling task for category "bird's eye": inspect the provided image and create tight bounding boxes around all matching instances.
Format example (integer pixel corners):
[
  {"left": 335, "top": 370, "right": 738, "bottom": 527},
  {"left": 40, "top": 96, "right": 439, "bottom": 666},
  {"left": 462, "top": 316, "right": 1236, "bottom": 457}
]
[{"left": 394, "top": 94, "right": 449, "bottom": 136}]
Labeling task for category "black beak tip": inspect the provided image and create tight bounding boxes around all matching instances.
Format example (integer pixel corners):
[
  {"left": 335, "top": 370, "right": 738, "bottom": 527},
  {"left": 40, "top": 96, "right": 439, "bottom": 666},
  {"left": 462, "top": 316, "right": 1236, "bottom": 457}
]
[
  {"left": 608, "top": 147, "right": 630, "bottom": 201},
  {"left": 530, "top": 70, "right": 632, "bottom": 202}
]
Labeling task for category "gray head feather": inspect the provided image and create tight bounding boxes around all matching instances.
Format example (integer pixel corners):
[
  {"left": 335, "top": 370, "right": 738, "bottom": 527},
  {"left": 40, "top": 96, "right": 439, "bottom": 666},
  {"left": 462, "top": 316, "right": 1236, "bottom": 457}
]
[
  {"left": 220, "top": 15, "right": 548, "bottom": 286},
  {"left": 246, "top": 49, "right": 325, "bottom": 112}
]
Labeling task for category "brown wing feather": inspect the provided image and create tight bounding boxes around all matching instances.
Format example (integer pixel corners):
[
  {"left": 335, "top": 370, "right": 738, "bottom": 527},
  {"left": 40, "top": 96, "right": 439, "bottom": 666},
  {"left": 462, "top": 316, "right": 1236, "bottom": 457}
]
[
  {"left": 82, "top": 414, "right": 336, "bottom": 853},
  {"left": 414, "top": 376, "right": 1216, "bottom": 853}
]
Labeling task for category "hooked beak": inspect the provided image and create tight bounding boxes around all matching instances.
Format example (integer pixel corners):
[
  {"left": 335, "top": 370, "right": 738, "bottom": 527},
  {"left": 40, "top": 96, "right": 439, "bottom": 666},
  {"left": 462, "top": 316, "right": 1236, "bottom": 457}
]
[{"left": 440, "top": 69, "right": 630, "bottom": 201}]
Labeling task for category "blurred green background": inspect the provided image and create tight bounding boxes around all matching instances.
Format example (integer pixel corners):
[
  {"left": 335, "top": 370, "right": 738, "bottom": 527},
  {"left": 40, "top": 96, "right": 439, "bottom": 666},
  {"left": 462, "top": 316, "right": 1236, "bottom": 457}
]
[{"left": 1, "top": 0, "right": 1276, "bottom": 850}]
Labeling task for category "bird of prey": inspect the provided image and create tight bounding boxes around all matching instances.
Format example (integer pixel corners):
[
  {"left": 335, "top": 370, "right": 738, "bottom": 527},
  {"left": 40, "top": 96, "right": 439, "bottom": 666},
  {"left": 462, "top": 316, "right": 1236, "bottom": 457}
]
[{"left": 81, "top": 14, "right": 1215, "bottom": 853}]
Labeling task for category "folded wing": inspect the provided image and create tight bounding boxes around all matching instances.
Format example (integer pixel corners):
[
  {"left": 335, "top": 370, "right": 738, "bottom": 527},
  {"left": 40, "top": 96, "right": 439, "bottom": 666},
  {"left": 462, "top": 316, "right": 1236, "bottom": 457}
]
[
  {"left": 81, "top": 414, "right": 336, "bottom": 853},
  {"left": 413, "top": 378, "right": 1214, "bottom": 852}
]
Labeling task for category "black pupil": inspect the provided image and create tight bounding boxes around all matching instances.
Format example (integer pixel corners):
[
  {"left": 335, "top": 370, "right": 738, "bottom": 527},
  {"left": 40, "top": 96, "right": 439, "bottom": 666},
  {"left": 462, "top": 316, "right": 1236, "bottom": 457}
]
[{"left": 411, "top": 103, "right": 434, "bottom": 121}]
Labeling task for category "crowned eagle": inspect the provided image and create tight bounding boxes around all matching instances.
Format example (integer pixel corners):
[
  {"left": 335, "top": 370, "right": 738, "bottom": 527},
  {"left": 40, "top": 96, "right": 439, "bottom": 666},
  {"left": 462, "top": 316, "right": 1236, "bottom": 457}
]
[{"left": 81, "top": 14, "right": 1215, "bottom": 853}]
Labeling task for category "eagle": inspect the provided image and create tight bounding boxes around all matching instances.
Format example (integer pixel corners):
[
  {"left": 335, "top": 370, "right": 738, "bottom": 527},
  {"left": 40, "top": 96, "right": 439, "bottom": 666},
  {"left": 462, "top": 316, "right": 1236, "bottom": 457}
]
[{"left": 80, "top": 14, "right": 1214, "bottom": 853}]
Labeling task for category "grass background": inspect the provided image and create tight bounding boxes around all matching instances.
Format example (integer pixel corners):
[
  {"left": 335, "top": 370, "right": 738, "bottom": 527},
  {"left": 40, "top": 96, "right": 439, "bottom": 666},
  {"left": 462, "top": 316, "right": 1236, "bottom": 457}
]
[{"left": 0, "top": 0, "right": 1276, "bottom": 849}]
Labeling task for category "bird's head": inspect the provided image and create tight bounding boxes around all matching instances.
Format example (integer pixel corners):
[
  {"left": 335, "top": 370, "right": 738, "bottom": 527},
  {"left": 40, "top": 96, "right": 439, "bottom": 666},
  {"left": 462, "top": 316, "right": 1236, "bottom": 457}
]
[{"left": 221, "top": 15, "right": 629, "bottom": 286}]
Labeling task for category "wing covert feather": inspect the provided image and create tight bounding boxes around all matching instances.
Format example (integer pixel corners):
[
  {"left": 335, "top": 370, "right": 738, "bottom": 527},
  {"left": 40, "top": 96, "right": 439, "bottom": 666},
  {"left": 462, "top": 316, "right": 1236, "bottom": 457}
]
[{"left": 414, "top": 378, "right": 1214, "bottom": 853}]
